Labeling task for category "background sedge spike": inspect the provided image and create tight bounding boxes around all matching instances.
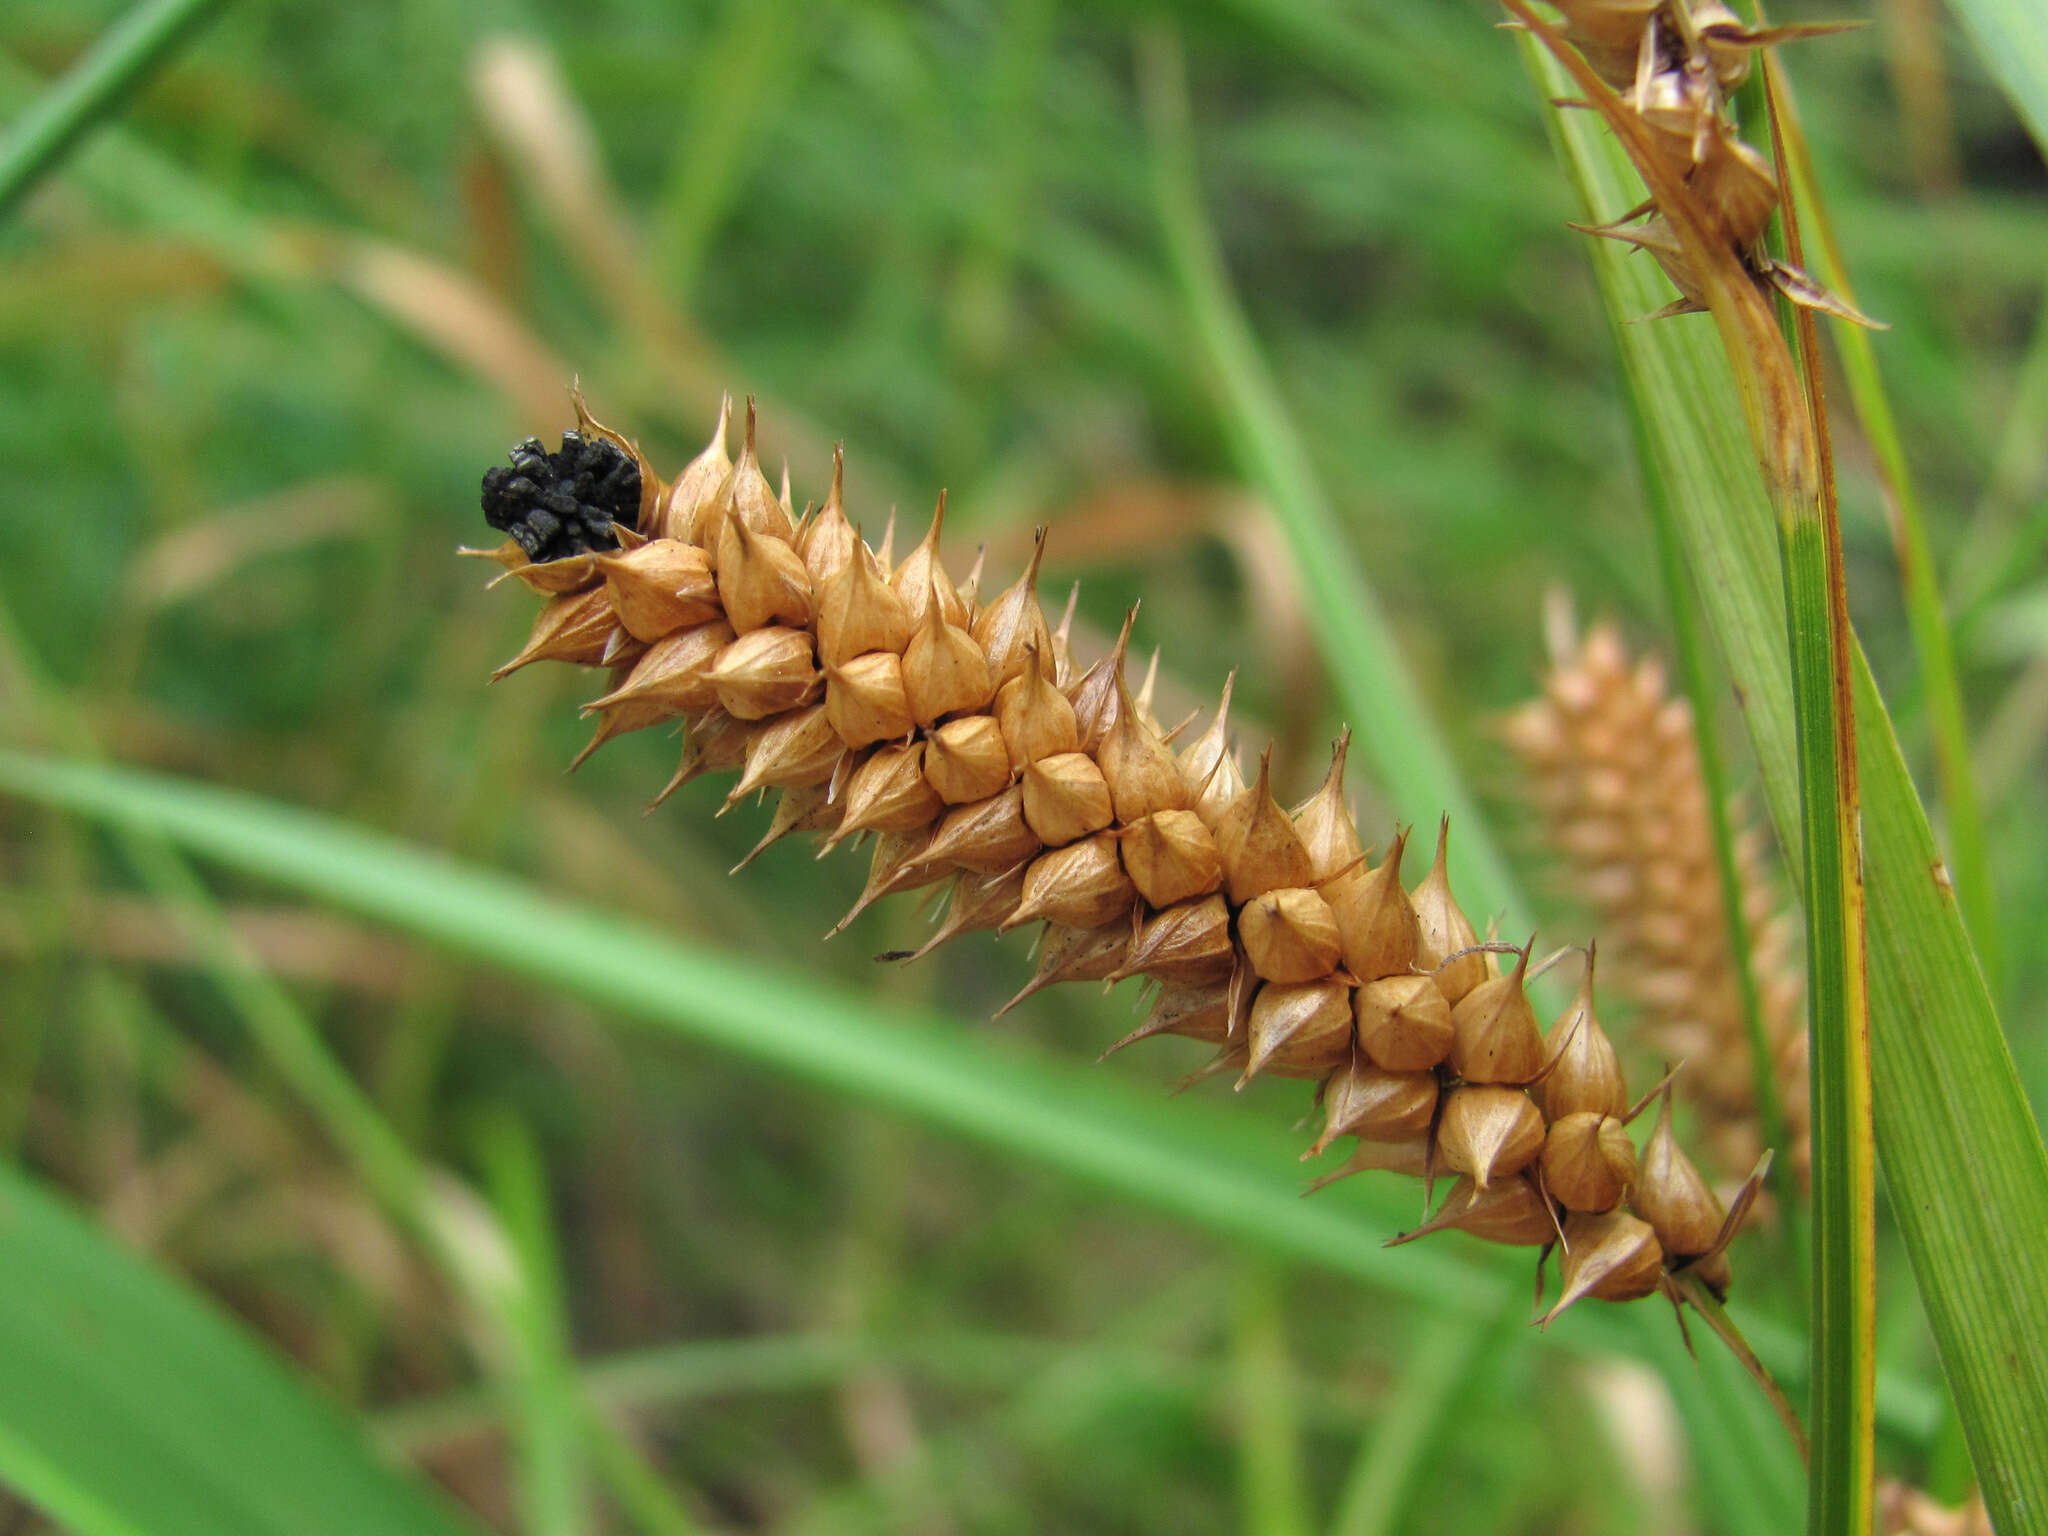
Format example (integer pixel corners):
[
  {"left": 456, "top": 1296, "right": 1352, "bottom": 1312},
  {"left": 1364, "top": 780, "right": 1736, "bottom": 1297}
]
[{"left": 469, "top": 395, "right": 1767, "bottom": 1330}]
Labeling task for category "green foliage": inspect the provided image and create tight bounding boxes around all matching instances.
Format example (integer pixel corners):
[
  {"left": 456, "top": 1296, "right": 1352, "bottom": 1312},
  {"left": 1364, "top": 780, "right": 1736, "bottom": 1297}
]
[{"left": 2, "top": 1, "right": 2044, "bottom": 1531}]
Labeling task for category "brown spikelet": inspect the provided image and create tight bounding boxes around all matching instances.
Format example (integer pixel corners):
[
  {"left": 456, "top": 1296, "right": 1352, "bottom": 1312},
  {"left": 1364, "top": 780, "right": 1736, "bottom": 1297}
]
[
  {"left": 470, "top": 394, "right": 1747, "bottom": 1322},
  {"left": 1505, "top": 609, "right": 1809, "bottom": 1189}
]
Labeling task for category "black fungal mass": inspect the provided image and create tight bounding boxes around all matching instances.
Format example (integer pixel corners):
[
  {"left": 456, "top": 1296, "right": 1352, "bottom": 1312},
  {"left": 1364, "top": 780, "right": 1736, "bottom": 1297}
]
[{"left": 481, "top": 431, "right": 641, "bottom": 562}]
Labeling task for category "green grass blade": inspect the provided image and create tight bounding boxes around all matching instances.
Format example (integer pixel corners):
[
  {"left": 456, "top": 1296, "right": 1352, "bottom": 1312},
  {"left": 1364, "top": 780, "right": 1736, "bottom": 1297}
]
[
  {"left": 0, "top": 0, "right": 223, "bottom": 223},
  {"left": 1771, "top": 76, "right": 2000, "bottom": 996},
  {"left": 1944, "top": 0, "right": 2048, "bottom": 155},
  {"left": 1529, "top": 50, "right": 2048, "bottom": 1532},
  {"left": 0, "top": 743, "right": 1814, "bottom": 1520},
  {"left": 0, "top": 1162, "right": 483, "bottom": 1536}
]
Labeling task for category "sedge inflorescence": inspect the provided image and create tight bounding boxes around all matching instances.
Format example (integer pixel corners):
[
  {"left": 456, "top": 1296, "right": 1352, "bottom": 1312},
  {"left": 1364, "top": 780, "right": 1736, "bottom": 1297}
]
[
  {"left": 1504, "top": 606, "right": 1811, "bottom": 1194},
  {"left": 465, "top": 391, "right": 1759, "bottom": 1323}
]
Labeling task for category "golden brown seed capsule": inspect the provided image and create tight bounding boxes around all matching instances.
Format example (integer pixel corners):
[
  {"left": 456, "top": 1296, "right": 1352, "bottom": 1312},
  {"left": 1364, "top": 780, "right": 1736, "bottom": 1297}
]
[
  {"left": 593, "top": 618, "right": 735, "bottom": 718},
  {"left": 902, "top": 594, "right": 994, "bottom": 727},
  {"left": 726, "top": 704, "right": 844, "bottom": 801},
  {"left": 1309, "top": 1057, "right": 1438, "bottom": 1152},
  {"left": 923, "top": 715, "right": 1012, "bottom": 804},
  {"left": 832, "top": 744, "right": 944, "bottom": 838},
  {"left": 1097, "top": 667, "right": 1189, "bottom": 822},
  {"left": 1538, "top": 950, "right": 1630, "bottom": 1121},
  {"left": 1005, "top": 833, "right": 1136, "bottom": 931},
  {"left": 1412, "top": 819, "right": 1486, "bottom": 1002},
  {"left": 1541, "top": 1112, "right": 1638, "bottom": 1213},
  {"left": 1353, "top": 973, "right": 1455, "bottom": 1072},
  {"left": 466, "top": 539, "right": 601, "bottom": 596},
  {"left": 699, "top": 398, "right": 793, "bottom": 555},
  {"left": 659, "top": 395, "right": 732, "bottom": 542},
  {"left": 571, "top": 679, "right": 671, "bottom": 769},
  {"left": 1109, "top": 895, "right": 1235, "bottom": 983},
  {"left": 1068, "top": 607, "right": 1136, "bottom": 754},
  {"left": 825, "top": 651, "right": 916, "bottom": 748},
  {"left": 1291, "top": 733, "right": 1364, "bottom": 880},
  {"left": 1238, "top": 887, "right": 1343, "bottom": 984},
  {"left": 972, "top": 527, "right": 1051, "bottom": 687},
  {"left": 892, "top": 492, "right": 968, "bottom": 631},
  {"left": 918, "top": 785, "right": 1041, "bottom": 874},
  {"left": 1302, "top": 1135, "right": 1433, "bottom": 1193},
  {"left": 492, "top": 586, "right": 621, "bottom": 678},
  {"left": 799, "top": 445, "right": 859, "bottom": 590},
  {"left": 1636, "top": 1086, "right": 1727, "bottom": 1258},
  {"left": 709, "top": 626, "right": 820, "bottom": 720},
  {"left": 1436, "top": 1085, "right": 1546, "bottom": 1191},
  {"left": 1327, "top": 830, "right": 1420, "bottom": 983},
  {"left": 598, "top": 538, "right": 720, "bottom": 641},
  {"left": 1021, "top": 751, "right": 1115, "bottom": 847},
  {"left": 998, "top": 922, "right": 1130, "bottom": 1014},
  {"left": 1544, "top": 1210, "right": 1665, "bottom": 1323},
  {"left": 1215, "top": 751, "right": 1316, "bottom": 905},
  {"left": 715, "top": 511, "right": 812, "bottom": 632},
  {"left": 994, "top": 646, "right": 1079, "bottom": 767},
  {"left": 1242, "top": 980, "right": 1355, "bottom": 1085},
  {"left": 1105, "top": 978, "right": 1235, "bottom": 1057},
  {"left": 1387, "top": 1175, "right": 1555, "bottom": 1248},
  {"left": 814, "top": 527, "right": 914, "bottom": 667},
  {"left": 1448, "top": 944, "right": 1546, "bottom": 1084},
  {"left": 1119, "top": 809, "right": 1224, "bottom": 909}
]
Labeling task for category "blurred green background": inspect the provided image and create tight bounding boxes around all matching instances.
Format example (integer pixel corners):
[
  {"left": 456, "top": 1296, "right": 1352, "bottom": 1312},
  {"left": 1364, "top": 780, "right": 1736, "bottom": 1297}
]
[{"left": 2, "top": 0, "right": 2043, "bottom": 1531}]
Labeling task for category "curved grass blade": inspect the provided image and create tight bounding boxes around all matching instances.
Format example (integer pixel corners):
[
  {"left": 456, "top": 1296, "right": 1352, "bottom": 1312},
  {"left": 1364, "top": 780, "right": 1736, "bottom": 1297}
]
[{"left": 0, "top": 1162, "right": 484, "bottom": 1536}]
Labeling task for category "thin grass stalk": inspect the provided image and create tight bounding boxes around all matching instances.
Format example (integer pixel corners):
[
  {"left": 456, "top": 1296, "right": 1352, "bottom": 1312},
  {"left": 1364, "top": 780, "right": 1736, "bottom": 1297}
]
[
  {"left": 0, "top": 0, "right": 223, "bottom": 222},
  {"left": 1134, "top": 21, "right": 1532, "bottom": 939},
  {"left": 1766, "top": 68, "right": 2000, "bottom": 994}
]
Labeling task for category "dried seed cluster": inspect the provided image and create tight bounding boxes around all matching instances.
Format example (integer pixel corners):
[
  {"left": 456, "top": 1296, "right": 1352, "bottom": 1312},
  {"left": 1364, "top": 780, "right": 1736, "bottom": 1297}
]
[
  {"left": 467, "top": 392, "right": 1755, "bottom": 1322},
  {"left": 1533, "top": 0, "right": 1868, "bottom": 325},
  {"left": 1503, "top": 610, "right": 1811, "bottom": 1191}
]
